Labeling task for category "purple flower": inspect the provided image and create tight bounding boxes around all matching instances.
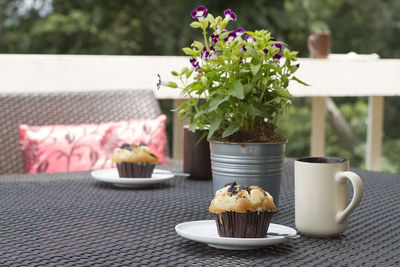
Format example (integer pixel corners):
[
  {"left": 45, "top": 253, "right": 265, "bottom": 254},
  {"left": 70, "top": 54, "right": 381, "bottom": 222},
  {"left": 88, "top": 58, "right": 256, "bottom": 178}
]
[
  {"left": 273, "top": 54, "right": 281, "bottom": 61},
  {"left": 224, "top": 28, "right": 245, "bottom": 42},
  {"left": 234, "top": 28, "right": 245, "bottom": 35},
  {"left": 201, "top": 46, "right": 216, "bottom": 60},
  {"left": 157, "top": 74, "right": 161, "bottom": 90},
  {"left": 296, "top": 63, "right": 300, "bottom": 68},
  {"left": 190, "top": 58, "right": 200, "bottom": 69},
  {"left": 224, "top": 32, "right": 236, "bottom": 42},
  {"left": 224, "top": 9, "right": 237, "bottom": 21},
  {"left": 240, "top": 45, "right": 247, "bottom": 53},
  {"left": 271, "top": 37, "right": 277, "bottom": 41},
  {"left": 273, "top": 43, "right": 283, "bottom": 52},
  {"left": 200, "top": 48, "right": 207, "bottom": 60},
  {"left": 245, "top": 34, "right": 256, "bottom": 43},
  {"left": 191, "top": 6, "right": 207, "bottom": 19},
  {"left": 263, "top": 49, "right": 269, "bottom": 54},
  {"left": 211, "top": 34, "right": 219, "bottom": 44}
]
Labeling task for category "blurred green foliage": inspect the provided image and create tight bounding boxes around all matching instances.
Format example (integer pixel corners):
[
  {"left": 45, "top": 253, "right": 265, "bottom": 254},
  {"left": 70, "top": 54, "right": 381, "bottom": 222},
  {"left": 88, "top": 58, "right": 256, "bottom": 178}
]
[
  {"left": 1, "top": 0, "right": 399, "bottom": 57},
  {"left": 325, "top": 98, "right": 368, "bottom": 168},
  {"left": 278, "top": 98, "right": 311, "bottom": 158},
  {"left": 280, "top": 97, "right": 400, "bottom": 173},
  {"left": 0, "top": 0, "right": 399, "bottom": 172}
]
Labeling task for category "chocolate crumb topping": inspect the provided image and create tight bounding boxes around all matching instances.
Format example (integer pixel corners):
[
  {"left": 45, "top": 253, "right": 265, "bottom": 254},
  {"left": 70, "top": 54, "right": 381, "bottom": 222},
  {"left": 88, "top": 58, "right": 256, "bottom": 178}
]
[
  {"left": 224, "top": 181, "right": 236, "bottom": 188},
  {"left": 238, "top": 185, "right": 246, "bottom": 190},
  {"left": 120, "top": 143, "right": 132, "bottom": 151},
  {"left": 227, "top": 182, "right": 237, "bottom": 194},
  {"left": 224, "top": 182, "right": 254, "bottom": 195},
  {"left": 238, "top": 185, "right": 251, "bottom": 194}
]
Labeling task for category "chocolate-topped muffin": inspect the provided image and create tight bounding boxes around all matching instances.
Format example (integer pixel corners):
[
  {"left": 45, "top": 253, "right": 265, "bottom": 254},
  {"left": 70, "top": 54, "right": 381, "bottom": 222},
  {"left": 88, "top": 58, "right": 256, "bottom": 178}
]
[
  {"left": 112, "top": 143, "right": 158, "bottom": 178},
  {"left": 209, "top": 182, "right": 276, "bottom": 238}
]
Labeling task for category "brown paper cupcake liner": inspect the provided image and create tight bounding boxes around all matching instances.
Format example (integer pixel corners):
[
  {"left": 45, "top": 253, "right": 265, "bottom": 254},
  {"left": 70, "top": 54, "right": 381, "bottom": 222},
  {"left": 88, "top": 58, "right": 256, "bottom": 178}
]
[
  {"left": 116, "top": 162, "right": 156, "bottom": 178},
  {"left": 214, "top": 211, "right": 274, "bottom": 238}
]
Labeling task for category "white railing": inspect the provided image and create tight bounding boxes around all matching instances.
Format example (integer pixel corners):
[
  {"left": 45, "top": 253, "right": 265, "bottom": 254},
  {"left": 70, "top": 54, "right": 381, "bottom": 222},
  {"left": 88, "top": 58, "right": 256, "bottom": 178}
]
[{"left": 1, "top": 54, "right": 399, "bottom": 170}]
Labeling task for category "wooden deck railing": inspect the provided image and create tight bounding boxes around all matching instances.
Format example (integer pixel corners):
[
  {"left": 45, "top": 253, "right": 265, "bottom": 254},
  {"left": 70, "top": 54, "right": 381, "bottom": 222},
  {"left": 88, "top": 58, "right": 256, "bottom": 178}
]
[{"left": 1, "top": 54, "right": 399, "bottom": 171}]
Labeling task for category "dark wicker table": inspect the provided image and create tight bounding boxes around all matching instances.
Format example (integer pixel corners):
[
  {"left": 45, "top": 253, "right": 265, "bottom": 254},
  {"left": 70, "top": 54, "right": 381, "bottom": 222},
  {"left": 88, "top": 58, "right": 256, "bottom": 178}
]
[{"left": 1, "top": 159, "right": 399, "bottom": 266}]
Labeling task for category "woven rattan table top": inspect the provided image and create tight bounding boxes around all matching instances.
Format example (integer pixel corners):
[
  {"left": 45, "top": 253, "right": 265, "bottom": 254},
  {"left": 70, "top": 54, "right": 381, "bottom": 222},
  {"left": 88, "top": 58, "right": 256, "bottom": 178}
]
[{"left": 1, "top": 159, "right": 399, "bottom": 266}]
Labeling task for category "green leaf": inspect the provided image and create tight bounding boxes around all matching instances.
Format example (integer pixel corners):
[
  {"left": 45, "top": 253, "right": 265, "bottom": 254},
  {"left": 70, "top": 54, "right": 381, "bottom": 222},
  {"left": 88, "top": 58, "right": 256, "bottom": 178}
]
[
  {"left": 171, "top": 101, "right": 188, "bottom": 112},
  {"left": 274, "top": 84, "right": 292, "bottom": 98},
  {"left": 229, "top": 80, "right": 244, "bottom": 99},
  {"left": 189, "top": 122, "right": 197, "bottom": 132},
  {"left": 178, "top": 109, "right": 186, "bottom": 117},
  {"left": 290, "top": 51, "right": 298, "bottom": 57},
  {"left": 250, "top": 63, "right": 261, "bottom": 76},
  {"left": 206, "top": 13, "right": 214, "bottom": 25},
  {"left": 222, "top": 124, "right": 240, "bottom": 138},
  {"left": 201, "top": 76, "right": 208, "bottom": 85},
  {"left": 190, "top": 21, "right": 201, "bottom": 28},
  {"left": 246, "top": 104, "right": 262, "bottom": 116},
  {"left": 193, "top": 109, "right": 205, "bottom": 120},
  {"left": 247, "top": 46, "right": 259, "bottom": 61},
  {"left": 199, "top": 19, "right": 208, "bottom": 29},
  {"left": 182, "top": 47, "right": 196, "bottom": 56},
  {"left": 180, "top": 67, "right": 189, "bottom": 75},
  {"left": 195, "top": 130, "right": 209, "bottom": 146},
  {"left": 171, "top": 70, "right": 179, "bottom": 77},
  {"left": 192, "top": 41, "right": 204, "bottom": 51},
  {"left": 179, "top": 112, "right": 194, "bottom": 121},
  {"left": 292, "top": 76, "right": 310, "bottom": 86},
  {"left": 243, "top": 84, "right": 252, "bottom": 95},
  {"left": 283, "top": 48, "right": 290, "bottom": 59},
  {"left": 219, "top": 20, "right": 228, "bottom": 33},
  {"left": 208, "top": 95, "right": 229, "bottom": 111},
  {"left": 246, "top": 103, "right": 270, "bottom": 117},
  {"left": 185, "top": 69, "right": 193, "bottom": 79},
  {"left": 208, "top": 117, "right": 221, "bottom": 138}
]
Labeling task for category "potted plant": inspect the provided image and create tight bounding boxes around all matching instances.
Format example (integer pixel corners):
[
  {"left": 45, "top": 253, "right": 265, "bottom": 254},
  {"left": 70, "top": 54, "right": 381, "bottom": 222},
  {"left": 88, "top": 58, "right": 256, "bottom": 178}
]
[
  {"left": 159, "top": 6, "right": 306, "bottom": 206},
  {"left": 308, "top": 21, "right": 331, "bottom": 58}
]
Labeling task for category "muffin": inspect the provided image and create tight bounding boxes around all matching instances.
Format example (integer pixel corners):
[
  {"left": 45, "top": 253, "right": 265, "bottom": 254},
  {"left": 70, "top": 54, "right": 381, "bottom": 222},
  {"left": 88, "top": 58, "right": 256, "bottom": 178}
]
[
  {"left": 112, "top": 143, "right": 158, "bottom": 178},
  {"left": 209, "top": 182, "right": 276, "bottom": 238}
]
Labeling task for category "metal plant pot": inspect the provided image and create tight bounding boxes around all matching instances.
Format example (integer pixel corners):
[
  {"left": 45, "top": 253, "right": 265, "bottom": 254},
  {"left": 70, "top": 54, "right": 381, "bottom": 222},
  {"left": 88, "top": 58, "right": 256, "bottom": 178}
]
[{"left": 209, "top": 140, "right": 287, "bottom": 207}]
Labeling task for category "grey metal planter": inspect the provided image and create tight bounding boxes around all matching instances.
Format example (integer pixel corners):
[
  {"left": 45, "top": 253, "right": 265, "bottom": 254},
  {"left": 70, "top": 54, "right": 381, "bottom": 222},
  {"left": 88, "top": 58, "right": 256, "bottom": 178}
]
[{"left": 209, "top": 140, "right": 287, "bottom": 208}]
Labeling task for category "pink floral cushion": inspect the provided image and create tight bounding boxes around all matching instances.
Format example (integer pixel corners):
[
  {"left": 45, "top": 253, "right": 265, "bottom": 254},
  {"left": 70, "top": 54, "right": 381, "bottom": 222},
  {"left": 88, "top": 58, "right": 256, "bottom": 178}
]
[{"left": 18, "top": 115, "right": 167, "bottom": 173}]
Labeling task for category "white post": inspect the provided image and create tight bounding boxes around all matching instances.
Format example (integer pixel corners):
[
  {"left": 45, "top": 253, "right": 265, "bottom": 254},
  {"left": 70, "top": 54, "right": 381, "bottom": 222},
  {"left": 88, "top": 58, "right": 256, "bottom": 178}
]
[
  {"left": 311, "top": 97, "right": 326, "bottom": 156},
  {"left": 366, "top": 96, "right": 384, "bottom": 171}
]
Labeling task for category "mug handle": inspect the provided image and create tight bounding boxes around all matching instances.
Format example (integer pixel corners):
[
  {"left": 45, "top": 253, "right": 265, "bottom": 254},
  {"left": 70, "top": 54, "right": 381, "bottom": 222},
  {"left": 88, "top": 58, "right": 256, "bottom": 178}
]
[{"left": 335, "top": 171, "right": 364, "bottom": 224}]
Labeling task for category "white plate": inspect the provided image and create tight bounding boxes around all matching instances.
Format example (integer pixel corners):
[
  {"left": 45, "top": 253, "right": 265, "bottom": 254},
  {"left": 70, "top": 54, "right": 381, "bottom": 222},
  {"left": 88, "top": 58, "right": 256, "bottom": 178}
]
[
  {"left": 175, "top": 220, "right": 298, "bottom": 250},
  {"left": 91, "top": 168, "right": 175, "bottom": 188}
]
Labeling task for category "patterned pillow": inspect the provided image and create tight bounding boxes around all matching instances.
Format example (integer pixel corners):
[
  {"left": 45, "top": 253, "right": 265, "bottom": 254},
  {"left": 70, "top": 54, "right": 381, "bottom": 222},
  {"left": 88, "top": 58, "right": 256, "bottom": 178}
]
[{"left": 18, "top": 115, "right": 167, "bottom": 173}]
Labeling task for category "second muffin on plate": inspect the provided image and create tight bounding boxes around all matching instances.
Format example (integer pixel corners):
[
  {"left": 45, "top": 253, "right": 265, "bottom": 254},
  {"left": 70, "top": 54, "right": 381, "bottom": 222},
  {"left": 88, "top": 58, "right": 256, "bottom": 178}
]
[{"left": 112, "top": 143, "right": 158, "bottom": 178}]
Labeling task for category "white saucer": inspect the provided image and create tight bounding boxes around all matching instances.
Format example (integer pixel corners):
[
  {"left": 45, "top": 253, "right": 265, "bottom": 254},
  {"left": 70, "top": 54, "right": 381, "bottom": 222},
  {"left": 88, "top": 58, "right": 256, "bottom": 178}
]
[
  {"left": 175, "top": 220, "right": 298, "bottom": 250},
  {"left": 91, "top": 168, "right": 175, "bottom": 188}
]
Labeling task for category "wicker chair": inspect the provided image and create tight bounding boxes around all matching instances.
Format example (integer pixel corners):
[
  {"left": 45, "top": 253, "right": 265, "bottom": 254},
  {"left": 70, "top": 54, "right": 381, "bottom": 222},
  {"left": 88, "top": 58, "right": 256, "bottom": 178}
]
[{"left": 0, "top": 90, "right": 164, "bottom": 174}]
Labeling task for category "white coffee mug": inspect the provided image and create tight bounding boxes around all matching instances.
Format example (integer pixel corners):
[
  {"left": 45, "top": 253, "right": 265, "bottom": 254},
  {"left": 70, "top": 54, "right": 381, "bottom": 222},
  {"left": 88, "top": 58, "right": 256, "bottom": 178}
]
[{"left": 295, "top": 157, "right": 363, "bottom": 237}]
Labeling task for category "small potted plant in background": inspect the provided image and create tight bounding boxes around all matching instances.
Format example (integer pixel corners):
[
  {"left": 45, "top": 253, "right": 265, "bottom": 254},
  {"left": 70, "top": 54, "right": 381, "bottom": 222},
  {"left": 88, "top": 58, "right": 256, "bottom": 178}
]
[
  {"left": 308, "top": 21, "right": 331, "bottom": 58},
  {"left": 159, "top": 6, "right": 306, "bottom": 206}
]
